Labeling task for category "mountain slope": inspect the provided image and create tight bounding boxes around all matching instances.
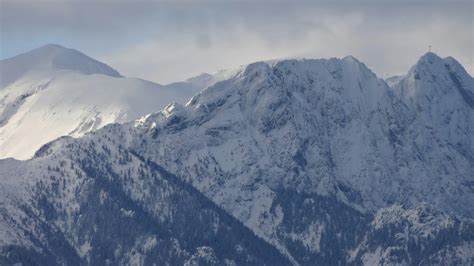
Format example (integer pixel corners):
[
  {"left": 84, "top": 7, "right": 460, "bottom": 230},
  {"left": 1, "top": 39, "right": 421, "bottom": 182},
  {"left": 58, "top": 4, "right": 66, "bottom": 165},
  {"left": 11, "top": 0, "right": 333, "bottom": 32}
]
[
  {"left": 0, "top": 127, "right": 290, "bottom": 265},
  {"left": 0, "top": 45, "right": 203, "bottom": 160}
]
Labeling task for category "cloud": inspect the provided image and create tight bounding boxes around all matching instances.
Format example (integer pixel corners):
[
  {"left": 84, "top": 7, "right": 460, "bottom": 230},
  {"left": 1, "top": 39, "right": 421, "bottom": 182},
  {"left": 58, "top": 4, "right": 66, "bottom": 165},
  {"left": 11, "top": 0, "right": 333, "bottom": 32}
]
[{"left": 2, "top": 0, "right": 473, "bottom": 83}]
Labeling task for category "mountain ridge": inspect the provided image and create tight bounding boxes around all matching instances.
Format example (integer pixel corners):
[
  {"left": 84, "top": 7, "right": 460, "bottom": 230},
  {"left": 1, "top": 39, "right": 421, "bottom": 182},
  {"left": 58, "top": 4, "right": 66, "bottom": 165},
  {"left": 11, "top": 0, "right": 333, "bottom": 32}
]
[{"left": 1, "top": 49, "right": 473, "bottom": 265}]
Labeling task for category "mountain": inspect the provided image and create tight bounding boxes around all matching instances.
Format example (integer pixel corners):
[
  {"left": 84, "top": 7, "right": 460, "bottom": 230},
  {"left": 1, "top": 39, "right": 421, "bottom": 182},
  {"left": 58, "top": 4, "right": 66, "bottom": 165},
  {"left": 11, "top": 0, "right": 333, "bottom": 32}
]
[
  {"left": 0, "top": 52, "right": 473, "bottom": 265},
  {"left": 0, "top": 44, "right": 205, "bottom": 160},
  {"left": 126, "top": 54, "right": 474, "bottom": 264}
]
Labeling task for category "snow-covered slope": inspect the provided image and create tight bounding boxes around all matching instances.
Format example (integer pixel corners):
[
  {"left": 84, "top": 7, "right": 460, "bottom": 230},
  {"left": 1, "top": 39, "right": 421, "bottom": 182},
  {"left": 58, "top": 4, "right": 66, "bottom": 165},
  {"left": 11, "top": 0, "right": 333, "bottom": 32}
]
[
  {"left": 0, "top": 52, "right": 473, "bottom": 265},
  {"left": 0, "top": 44, "right": 202, "bottom": 160}
]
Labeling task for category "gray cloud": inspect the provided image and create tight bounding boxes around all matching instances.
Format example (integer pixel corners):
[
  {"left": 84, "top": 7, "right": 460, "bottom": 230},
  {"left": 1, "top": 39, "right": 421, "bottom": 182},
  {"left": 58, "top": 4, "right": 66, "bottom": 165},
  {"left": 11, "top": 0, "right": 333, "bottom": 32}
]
[{"left": 1, "top": 0, "right": 472, "bottom": 83}]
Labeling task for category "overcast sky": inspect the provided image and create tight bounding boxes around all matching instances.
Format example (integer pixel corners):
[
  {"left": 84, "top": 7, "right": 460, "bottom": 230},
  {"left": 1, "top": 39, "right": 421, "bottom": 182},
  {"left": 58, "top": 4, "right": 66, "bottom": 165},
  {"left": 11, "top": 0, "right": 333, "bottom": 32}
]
[{"left": 1, "top": 0, "right": 473, "bottom": 84}]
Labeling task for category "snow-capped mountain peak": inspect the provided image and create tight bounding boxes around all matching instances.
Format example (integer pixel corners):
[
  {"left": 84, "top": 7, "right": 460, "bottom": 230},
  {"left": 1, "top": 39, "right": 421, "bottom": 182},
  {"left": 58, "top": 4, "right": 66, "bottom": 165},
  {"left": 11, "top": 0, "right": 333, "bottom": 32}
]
[
  {"left": 0, "top": 44, "right": 122, "bottom": 87},
  {"left": 402, "top": 52, "right": 472, "bottom": 91},
  {"left": 409, "top": 52, "right": 450, "bottom": 80},
  {"left": 392, "top": 52, "right": 473, "bottom": 122}
]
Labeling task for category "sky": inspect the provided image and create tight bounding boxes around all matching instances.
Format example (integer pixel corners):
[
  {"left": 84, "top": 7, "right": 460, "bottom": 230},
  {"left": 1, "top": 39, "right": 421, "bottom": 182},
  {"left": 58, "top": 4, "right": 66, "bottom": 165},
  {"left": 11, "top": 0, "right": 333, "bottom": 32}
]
[{"left": 1, "top": 0, "right": 473, "bottom": 84}]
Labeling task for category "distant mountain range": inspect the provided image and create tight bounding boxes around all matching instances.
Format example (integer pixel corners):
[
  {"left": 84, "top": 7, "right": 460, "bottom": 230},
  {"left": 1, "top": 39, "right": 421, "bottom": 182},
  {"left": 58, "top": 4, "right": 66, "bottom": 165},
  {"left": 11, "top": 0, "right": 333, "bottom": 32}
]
[{"left": 0, "top": 45, "right": 473, "bottom": 265}]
